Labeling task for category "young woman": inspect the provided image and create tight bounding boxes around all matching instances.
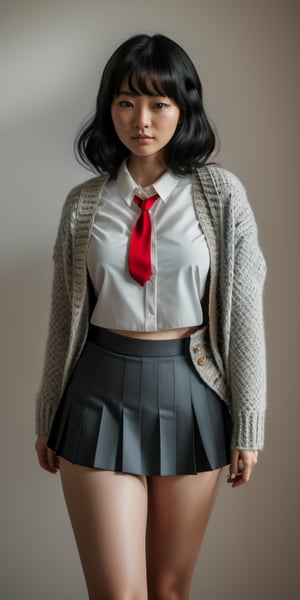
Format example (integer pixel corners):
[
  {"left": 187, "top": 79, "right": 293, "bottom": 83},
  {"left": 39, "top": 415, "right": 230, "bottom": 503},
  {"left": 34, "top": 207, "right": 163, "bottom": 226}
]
[{"left": 35, "top": 33, "right": 266, "bottom": 599}]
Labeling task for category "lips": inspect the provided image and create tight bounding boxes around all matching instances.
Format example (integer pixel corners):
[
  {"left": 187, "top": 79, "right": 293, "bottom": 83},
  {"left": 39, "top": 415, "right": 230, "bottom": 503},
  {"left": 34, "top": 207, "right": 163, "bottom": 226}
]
[{"left": 131, "top": 134, "right": 154, "bottom": 145}]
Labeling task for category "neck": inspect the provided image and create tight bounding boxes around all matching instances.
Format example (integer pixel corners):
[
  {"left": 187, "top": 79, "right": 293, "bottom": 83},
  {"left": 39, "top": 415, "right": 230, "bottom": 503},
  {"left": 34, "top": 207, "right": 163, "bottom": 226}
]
[{"left": 127, "top": 155, "right": 168, "bottom": 187}]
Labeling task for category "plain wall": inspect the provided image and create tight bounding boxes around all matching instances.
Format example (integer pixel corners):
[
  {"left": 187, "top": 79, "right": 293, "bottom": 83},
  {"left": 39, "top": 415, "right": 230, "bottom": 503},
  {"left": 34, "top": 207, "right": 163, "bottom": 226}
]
[{"left": 1, "top": 0, "right": 299, "bottom": 598}]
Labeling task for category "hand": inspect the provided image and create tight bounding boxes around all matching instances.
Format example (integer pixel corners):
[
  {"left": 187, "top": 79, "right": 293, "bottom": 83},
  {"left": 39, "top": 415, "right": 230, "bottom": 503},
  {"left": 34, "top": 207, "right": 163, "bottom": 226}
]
[
  {"left": 35, "top": 435, "right": 59, "bottom": 474},
  {"left": 227, "top": 449, "right": 258, "bottom": 488}
]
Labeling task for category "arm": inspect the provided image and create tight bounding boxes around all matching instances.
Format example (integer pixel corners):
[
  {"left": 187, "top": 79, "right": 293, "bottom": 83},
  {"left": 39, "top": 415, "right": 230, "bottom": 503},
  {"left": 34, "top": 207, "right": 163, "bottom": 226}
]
[
  {"left": 229, "top": 194, "right": 267, "bottom": 450},
  {"left": 228, "top": 181, "right": 266, "bottom": 486},
  {"left": 35, "top": 213, "right": 73, "bottom": 436},
  {"left": 35, "top": 192, "right": 77, "bottom": 472}
]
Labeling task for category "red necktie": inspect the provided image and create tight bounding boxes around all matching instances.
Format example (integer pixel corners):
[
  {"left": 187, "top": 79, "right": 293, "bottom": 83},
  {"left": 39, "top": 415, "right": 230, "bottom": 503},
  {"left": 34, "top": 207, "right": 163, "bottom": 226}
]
[{"left": 128, "top": 193, "right": 159, "bottom": 286}]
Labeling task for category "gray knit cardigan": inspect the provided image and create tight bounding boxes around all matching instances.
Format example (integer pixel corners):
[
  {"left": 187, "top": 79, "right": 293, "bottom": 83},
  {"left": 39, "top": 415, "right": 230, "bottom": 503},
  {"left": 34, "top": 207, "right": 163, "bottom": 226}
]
[{"left": 36, "top": 165, "right": 267, "bottom": 450}]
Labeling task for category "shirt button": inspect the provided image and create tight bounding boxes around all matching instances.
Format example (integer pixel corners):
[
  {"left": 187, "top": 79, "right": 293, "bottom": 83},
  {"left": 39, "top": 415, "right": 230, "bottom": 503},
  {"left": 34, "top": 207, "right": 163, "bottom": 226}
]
[{"left": 197, "top": 356, "right": 207, "bottom": 366}]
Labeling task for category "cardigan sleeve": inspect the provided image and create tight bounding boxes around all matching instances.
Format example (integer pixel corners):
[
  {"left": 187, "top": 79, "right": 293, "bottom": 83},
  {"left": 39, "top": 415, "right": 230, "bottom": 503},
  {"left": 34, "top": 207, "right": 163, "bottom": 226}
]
[
  {"left": 35, "top": 195, "right": 75, "bottom": 436},
  {"left": 229, "top": 181, "right": 267, "bottom": 450}
]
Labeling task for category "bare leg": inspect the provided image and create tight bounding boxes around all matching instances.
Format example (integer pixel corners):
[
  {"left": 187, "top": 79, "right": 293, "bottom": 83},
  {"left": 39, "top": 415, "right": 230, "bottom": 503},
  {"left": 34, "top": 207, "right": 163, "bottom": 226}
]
[
  {"left": 146, "top": 469, "right": 223, "bottom": 600},
  {"left": 60, "top": 458, "right": 148, "bottom": 600}
]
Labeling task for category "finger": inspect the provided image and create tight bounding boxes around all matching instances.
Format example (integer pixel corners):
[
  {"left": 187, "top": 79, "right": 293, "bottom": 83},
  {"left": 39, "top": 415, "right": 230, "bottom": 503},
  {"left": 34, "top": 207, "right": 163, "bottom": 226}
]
[
  {"left": 35, "top": 442, "right": 57, "bottom": 474},
  {"left": 227, "top": 450, "right": 240, "bottom": 482},
  {"left": 47, "top": 447, "right": 59, "bottom": 472},
  {"left": 231, "top": 454, "right": 258, "bottom": 488},
  {"left": 243, "top": 461, "right": 253, "bottom": 482},
  {"left": 37, "top": 451, "right": 55, "bottom": 473},
  {"left": 231, "top": 466, "right": 251, "bottom": 487}
]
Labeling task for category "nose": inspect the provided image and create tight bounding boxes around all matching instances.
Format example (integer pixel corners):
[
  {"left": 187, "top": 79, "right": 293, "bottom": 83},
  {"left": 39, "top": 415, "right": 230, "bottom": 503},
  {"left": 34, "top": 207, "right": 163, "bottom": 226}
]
[{"left": 134, "top": 105, "right": 151, "bottom": 129}]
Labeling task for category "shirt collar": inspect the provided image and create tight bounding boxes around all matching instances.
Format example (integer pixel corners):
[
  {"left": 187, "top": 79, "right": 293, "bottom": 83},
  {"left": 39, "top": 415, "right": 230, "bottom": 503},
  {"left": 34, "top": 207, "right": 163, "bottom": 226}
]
[{"left": 117, "top": 160, "right": 180, "bottom": 206}]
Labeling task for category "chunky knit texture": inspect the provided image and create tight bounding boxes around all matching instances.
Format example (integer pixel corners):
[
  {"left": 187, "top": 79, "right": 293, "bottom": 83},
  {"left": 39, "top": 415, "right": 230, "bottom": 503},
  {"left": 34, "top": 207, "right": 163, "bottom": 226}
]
[{"left": 36, "top": 165, "right": 267, "bottom": 450}]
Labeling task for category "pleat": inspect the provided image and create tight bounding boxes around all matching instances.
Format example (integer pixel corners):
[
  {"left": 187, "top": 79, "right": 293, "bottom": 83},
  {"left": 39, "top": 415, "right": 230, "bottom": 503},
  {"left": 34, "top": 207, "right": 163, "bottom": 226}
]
[
  {"left": 121, "top": 357, "right": 143, "bottom": 474},
  {"left": 173, "top": 356, "right": 198, "bottom": 474},
  {"left": 48, "top": 393, "right": 70, "bottom": 455},
  {"left": 190, "top": 367, "right": 230, "bottom": 470},
  {"left": 92, "top": 402, "right": 121, "bottom": 470},
  {"left": 48, "top": 348, "right": 91, "bottom": 455},
  {"left": 139, "top": 358, "right": 161, "bottom": 475},
  {"left": 72, "top": 396, "right": 101, "bottom": 465},
  {"left": 157, "top": 357, "right": 176, "bottom": 475},
  {"left": 49, "top": 374, "right": 87, "bottom": 461}
]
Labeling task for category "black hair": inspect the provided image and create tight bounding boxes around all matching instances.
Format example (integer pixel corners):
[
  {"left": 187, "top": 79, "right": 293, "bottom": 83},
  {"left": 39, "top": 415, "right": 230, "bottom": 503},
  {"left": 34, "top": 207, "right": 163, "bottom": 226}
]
[{"left": 75, "top": 34, "right": 218, "bottom": 178}]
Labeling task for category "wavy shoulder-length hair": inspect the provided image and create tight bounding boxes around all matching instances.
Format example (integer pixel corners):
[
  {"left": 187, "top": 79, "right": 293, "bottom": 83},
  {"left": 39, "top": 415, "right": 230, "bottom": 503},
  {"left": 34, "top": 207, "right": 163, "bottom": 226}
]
[{"left": 75, "top": 34, "right": 218, "bottom": 178}]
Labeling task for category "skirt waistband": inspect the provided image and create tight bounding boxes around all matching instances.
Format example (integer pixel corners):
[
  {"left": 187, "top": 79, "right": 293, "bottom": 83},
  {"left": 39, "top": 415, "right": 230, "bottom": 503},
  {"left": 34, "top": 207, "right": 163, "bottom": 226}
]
[{"left": 87, "top": 326, "right": 190, "bottom": 357}]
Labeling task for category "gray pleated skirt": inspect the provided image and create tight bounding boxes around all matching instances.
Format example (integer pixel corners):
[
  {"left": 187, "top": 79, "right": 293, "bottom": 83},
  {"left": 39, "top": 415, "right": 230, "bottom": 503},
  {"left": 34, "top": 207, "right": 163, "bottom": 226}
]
[{"left": 48, "top": 327, "right": 232, "bottom": 476}]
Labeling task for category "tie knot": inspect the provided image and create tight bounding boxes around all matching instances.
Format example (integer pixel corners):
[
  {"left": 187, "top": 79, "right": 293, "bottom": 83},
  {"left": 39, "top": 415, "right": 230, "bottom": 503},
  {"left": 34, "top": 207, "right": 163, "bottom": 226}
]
[{"left": 134, "top": 193, "right": 159, "bottom": 211}]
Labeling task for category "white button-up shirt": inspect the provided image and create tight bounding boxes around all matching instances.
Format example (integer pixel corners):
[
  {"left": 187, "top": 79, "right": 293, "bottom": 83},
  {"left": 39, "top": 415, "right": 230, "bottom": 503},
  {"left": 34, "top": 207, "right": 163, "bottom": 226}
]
[{"left": 87, "top": 161, "right": 210, "bottom": 331}]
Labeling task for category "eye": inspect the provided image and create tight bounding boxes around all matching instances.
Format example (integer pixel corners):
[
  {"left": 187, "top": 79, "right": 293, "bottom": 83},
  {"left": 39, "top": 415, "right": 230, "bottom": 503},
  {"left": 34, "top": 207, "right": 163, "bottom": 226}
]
[
  {"left": 153, "top": 102, "right": 167, "bottom": 109},
  {"left": 118, "top": 100, "right": 133, "bottom": 108}
]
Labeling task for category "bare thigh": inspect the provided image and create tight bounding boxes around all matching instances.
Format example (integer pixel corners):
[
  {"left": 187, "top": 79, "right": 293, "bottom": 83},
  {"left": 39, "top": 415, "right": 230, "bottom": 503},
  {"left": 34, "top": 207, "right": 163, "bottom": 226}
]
[
  {"left": 146, "top": 469, "right": 223, "bottom": 600},
  {"left": 60, "top": 458, "right": 148, "bottom": 600}
]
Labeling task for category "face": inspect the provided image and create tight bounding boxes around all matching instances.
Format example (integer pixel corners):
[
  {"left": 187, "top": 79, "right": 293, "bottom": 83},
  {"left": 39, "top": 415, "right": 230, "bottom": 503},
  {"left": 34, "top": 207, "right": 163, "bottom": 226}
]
[{"left": 111, "top": 78, "right": 181, "bottom": 162}]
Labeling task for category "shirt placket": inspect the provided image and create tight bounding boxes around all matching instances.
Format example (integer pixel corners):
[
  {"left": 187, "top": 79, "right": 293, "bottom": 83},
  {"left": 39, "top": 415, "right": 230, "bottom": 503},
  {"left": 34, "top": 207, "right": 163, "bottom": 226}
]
[{"left": 144, "top": 204, "right": 158, "bottom": 330}]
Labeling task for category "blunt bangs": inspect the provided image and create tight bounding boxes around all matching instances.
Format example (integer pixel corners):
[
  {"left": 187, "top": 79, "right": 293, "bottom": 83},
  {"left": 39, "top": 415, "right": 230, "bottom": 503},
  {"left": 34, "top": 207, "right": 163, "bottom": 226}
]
[
  {"left": 116, "top": 70, "right": 174, "bottom": 100},
  {"left": 112, "top": 47, "right": 189, "bottom": 107},
  {"left": 75, "top": 34, "right": 218, "bottom": 177}
]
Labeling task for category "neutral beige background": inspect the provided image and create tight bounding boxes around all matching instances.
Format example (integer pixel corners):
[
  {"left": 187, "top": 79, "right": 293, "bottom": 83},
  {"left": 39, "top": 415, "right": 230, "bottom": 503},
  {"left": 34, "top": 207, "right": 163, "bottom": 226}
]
[{"left": 1, "top": 0, "right": 299, "bottom": 598}]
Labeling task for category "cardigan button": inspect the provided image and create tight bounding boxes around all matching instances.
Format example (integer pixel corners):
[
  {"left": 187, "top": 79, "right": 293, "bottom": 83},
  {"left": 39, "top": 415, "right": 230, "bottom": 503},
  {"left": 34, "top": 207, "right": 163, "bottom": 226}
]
[
  {"left": 193, "top": 345, "right": 203, "bottom": 353},
  {"left": 197, "top": 356, "right": 207, "bottom": 366}
]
